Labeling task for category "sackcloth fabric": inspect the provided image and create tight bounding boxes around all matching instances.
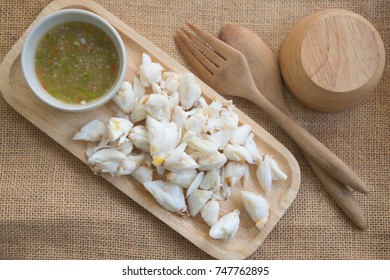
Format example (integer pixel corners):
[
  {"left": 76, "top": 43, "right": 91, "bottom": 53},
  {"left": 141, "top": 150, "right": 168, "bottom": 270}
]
[{"left": 0, "top": 0, "right": 389, "bottom": 259}]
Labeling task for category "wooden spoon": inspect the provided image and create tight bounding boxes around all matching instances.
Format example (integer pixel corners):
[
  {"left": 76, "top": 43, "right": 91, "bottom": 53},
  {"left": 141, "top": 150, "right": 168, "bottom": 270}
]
[{"left": 219, "top": 24, "right": 367, "bottom": 229}]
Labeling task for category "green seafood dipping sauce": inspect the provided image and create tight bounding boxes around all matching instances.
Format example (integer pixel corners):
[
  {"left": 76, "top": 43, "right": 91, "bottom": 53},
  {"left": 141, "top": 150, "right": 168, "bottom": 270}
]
[{"left": 34, "top": 21, "right": 120, "bottom": 104}]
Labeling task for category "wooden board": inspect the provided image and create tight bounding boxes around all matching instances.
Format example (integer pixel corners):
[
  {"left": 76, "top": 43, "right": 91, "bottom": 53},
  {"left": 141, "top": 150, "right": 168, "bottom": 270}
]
[{"left": 0, "top": 0, "right": 300, "bottom": 259}]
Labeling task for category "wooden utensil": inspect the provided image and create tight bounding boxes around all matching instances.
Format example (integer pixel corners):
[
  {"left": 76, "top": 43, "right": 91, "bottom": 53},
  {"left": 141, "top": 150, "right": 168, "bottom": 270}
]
[
  {"left": 279, "top": 9, "right": 385, "bottom": 112},
  {"left": 219, "top": 24, "right": 367, "bottom": 229},
  {"left": 176, "top": 22, "right": 369, "bottom": 195}
]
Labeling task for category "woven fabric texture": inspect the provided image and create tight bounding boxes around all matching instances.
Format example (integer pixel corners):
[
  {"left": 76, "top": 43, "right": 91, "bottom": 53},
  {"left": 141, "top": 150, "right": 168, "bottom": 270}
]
[{"left": 0, "top": 0, "right": 389, "bottom": 259}]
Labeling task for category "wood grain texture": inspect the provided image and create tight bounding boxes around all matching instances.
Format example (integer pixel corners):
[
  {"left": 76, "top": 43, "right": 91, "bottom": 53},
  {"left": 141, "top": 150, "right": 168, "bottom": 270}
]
[
  {"left": 0, "top": 0, "right": 300, "bottom": 259},
  {"left": 279, "top": 9, "right": 385, "bottom": 112}
]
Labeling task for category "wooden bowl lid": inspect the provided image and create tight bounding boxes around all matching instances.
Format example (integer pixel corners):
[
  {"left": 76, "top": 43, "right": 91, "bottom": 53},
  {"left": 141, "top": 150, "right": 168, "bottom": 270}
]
[
  {"left": 300, "top": 12, "right": 384, "bottom": 93},
  {"left": 279, "top": 9, "right": 385, "bottom": 112}
]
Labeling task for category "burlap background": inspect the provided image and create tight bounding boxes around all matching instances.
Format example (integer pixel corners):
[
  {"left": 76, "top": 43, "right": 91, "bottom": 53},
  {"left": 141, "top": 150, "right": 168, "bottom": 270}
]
[{"left": 0, "top": 0, "right": 389, "bottom": 259}]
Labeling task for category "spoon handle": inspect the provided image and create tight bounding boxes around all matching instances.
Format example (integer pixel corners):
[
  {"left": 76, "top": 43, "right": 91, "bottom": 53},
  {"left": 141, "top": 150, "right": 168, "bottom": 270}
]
[
  {"left": 304, "top": 155, "right": 367, "bottom": 229},
  {"left": 252, "top": 89, "right": 369, "bottom": 194}
]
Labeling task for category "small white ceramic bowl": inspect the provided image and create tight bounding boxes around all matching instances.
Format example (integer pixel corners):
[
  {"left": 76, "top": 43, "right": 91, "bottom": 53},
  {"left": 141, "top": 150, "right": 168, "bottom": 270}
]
[{"left": 21, "top": 9, "right": 127, "bottom": 112}]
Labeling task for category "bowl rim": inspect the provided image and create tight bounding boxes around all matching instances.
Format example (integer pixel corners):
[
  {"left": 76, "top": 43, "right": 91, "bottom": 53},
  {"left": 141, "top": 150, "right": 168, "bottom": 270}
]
[{"left": 21, "top": 8, "right": 127, "bottom": 112}]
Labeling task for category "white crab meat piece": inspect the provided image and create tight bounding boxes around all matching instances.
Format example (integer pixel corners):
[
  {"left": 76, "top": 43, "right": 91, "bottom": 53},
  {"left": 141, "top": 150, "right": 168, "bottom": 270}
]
[
  {"left": 199, "top": 169, "right": 221, "bottom": 192},
  {"left": 163, "top": 143, "right": 199, "bottom": 172},
  {"left": 220, "top": 109, "right": 239, "bottom": 131},
  {"left": 181, "top": 130, "right": 197, "bottom": 144},
  {"left": 207, "top": 131, "right": 223, "bottom": 150},
  {"left": 201, "top": 200, "right": 219, "bottom": 227},
  {"left": 113, "top": 81, "right": 135, "bottom": 113},
  {"left": 106, "top": 117, "right": 133, "bottom": 144},
  {"left": 88, "top": 147, "right": 126, "bottom": 163},
  {"left": 230, "top": 124, "right": 251, "bottom": 145},
  {"left": 165, "top": 169, "right": 198, "bottom": 188},
  {"left": 143, "top": 93, "right": 172, "bottom": 121},
  {"left": 204, "top": 118, "right": 222, "bottom": 134},
  {"left": 168, "top": 91, "right": 180, "bottom": 107},
  {"left": 143, "top": 180, "right": 187, "bottom": 213},
  {"left": 193, "top": 97, "right": 209, "bottom": 115},
  {"left": 128, "top": 125, "right": 150, "bottom": 153},
  {"left": 223, "top": 161, "right": 249, "bottom": 189},
  {"left": 87, "top": 148, "right": 126, "bottom": 175},
  {"left": 85, "top": 137, "right": 112, "bottom": 157},
  {"left": 139, "top": 53, "right": 163, "bottom": 87},
  {"left": 179, "top": 73, "right": 201, "bottom": 109},
  {"left": 184, "top": 112, "right": 207, "bottom": 136},
  {"left": 163, "top": 71, "right": 181, "bottom": 94},
  {"left": 131, "top": 165, "right": 153, "bottom": 184},
  {"left": 86, "top": 142, "right": 100, "bottom": 158},
  {"left": 208, "top": 100, "right": 222, "bottom": 119},
  {"left": 209, "top": 209, "right": 240, "bottom": 240},
  {"left": 146, "top": 116, "right": 181, "bottom": 166},
  {"left": 197, "top": 152, "right": 227, "bottom": 171},
  {"left": 186, "top": 171, "right": 205, "bottom": 197},
  {"left": 130, "top": 96, "right": 148, "bottom": 123},
  {"left": 218, "top": 129, "right": 235, "bottom": 150},
  {"left": 256, "top": 155, "right": 287, "bottom": 191},
  {"left": 188, "top": 189, "right": 213, "bottom": 217},
  {"left": 187, "top": 136, "right": 219, "bottom": 154},
  {"left": 223, "top": 144, "right": 254, "bottom": 164},
  {"left": 151, "top": 82, "right": 162, "bottom": 95},
  {"left": 91, "top": 161, "right": 120, "bottom": 175},
  {"left": 256, "top": 156, "right": 273, "bottom": 192},
  {"left": 73, "top": 120, "right": 105, "bottom": 142},
  {"left": 117, "top": 154, "right": 145, "bottom": 175},
  {"left": 171, "top": 106, "right": 188, "bottom": 129},
  {"left": 241, "top": 190, "right": 269, "bottom": 230},
  {"left": 133, "top": 77, "right": 146, "bottom": 100},
  {"left": 268, "top": 155, "right": 288, "bottom": 181},
  {"left": 115, "top": 139, "right": 134, "bottom": 156},
  {"left": 244, "top": 132, "right": 263, "bottom": 162}
]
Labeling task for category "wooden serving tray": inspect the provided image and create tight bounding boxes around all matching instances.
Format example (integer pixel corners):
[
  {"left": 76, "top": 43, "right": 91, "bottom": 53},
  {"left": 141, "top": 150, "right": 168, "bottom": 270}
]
[{"left": 0, "top": 0, "right": 300, "bottom": 259}]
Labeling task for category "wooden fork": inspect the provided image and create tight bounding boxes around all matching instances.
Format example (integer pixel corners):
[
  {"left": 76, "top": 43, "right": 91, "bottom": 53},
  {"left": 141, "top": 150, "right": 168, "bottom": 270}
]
[{"left": 176, "top": 22, "right": 369, "bottom": 195}]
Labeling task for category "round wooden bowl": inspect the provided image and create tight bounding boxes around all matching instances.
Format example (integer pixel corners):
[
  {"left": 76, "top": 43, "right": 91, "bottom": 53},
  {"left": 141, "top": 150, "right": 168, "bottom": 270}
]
[{"left": 279, "top": 9, "right": 385, "bottom": 112}]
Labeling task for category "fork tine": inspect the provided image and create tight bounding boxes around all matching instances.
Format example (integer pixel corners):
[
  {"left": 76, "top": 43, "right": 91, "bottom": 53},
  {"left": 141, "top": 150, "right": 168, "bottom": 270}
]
[
  {"left": 186, "top": 22, "right": 234, "bottom": 58},
  {"left": 175, "top": 35, "right": 214, "bottom": 84},
  {"left": 177, "top": 31, "right": 218, "bottom": 74},
  {"left": 181, "top": 28, "right": 225, "bottom": 66}
]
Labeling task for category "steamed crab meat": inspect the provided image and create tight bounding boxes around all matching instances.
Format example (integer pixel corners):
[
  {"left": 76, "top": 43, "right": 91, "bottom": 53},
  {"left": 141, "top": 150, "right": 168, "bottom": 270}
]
[
  {"left": 113, "top": 81, "right": 135, "bottom": 113},
  {"left": 143, "top": 93, "right": 172, "bottom": 121},
  {"left": 241, "top": 190, "right": 269, "bottom": 230},
  {"left": 146, "top": 116, "right": 181, "bottom": 166},
  {"left": 143, "top": 180, "right": 187, "bottom": 213},
  {"left": 209, "top": 209, "right": 240, "bottom": 240},
  {"left": 178, "top": 73, "right": 201, "bottom": 109},
  {"left": 197, "top": 152, "right": 227, "bottom": 171},
  {"left": 128, "top": 125, "right": 150, "bottom": 153},
  {"left": 73, "top": 120, "right": 105, "bottom": 142},
  {"left": 163, "top": 143, "right": 199, "bottom": 172},
  {"left": 106, "top": 117, "right": 133, "bottom": 144},
  {"left": 139, "top": 53, "right": 163, "bottom": 86},
  {"left": 165, "top": 169, "right": 198, "bottom": 188},
  {"left": 201, "top": 200, "right": 219, "bottom": 227},
  {"left": 230, "top": 124, "right": 251, "bottom": 145},
  {"left": 223, "top": 144, "right": 254, "bottom": 164},
  {"left": 188, "top": 189, "right": 213, "bottom": 217}
]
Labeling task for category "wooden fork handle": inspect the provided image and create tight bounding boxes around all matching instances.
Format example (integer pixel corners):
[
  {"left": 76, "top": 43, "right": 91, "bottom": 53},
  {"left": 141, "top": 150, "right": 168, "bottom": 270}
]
[
  {"left": 253, "top": 91, "right": 369, "bottom": 194},
  {"left": 303, "top": 155, "right": 367, "bottom": 229}
]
